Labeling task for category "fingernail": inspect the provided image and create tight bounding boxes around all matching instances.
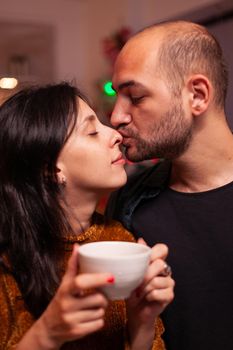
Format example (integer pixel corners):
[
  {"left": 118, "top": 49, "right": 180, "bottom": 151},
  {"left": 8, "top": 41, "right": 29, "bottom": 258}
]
[{"left": 107, "top": 276, "right": 115, "bottom": 283}]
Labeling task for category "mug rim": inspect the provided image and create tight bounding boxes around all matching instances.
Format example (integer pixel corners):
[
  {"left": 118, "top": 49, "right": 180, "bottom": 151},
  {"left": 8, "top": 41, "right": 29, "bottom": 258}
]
[{"left": 79, "top": 241, "right": 151, "bottom": 260}]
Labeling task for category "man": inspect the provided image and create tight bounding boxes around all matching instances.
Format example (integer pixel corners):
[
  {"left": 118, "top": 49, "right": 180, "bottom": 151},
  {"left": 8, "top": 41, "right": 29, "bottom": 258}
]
[{"left": 107, "top": 21, "right": 233, "bottom": 350}]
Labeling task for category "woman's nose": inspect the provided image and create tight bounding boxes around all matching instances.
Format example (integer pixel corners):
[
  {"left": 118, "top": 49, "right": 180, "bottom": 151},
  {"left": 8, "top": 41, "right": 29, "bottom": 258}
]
[{"left": 111, "top": 129, "right": 123, "bottom": 147}]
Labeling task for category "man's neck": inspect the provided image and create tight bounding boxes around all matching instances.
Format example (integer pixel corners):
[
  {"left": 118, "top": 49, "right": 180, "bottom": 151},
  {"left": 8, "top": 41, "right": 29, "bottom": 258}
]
[{"left": 169, "top": 121, "right": 233, "bottom": 193}]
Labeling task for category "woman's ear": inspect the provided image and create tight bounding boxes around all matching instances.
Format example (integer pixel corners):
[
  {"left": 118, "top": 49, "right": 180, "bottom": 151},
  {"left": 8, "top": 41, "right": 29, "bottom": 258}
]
[
  {"left": 57, "top": 172, "right": 67, "bottom": 186},
  {"left": 187, "top": 74, "right": 211, "bottom": 116},
  {"left": 55, "top": 163, "right": 67, "bottom": 186}
]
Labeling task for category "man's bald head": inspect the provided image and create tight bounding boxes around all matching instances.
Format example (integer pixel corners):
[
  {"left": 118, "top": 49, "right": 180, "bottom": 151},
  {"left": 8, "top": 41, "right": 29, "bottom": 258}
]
[{"left": 118, "top": 21, "right": 228, "bottom": 108}]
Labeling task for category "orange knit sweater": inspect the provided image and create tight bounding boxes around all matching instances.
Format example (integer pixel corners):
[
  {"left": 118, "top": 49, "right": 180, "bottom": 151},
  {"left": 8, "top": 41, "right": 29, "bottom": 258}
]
[{"left": 0, "top": 217, "right": 165, "bottom": 350}]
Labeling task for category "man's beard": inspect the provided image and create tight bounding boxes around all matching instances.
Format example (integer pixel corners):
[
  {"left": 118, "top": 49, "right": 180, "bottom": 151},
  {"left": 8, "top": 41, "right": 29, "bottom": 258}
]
[{"left": 122, "top": 103, "right": 193, "bottom": 162}]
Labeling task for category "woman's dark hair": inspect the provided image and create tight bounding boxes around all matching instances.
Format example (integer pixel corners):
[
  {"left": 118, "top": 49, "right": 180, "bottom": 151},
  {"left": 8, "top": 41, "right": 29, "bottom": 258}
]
[{"left": 0, "top": 82, "right": 86, "bottom": 318}]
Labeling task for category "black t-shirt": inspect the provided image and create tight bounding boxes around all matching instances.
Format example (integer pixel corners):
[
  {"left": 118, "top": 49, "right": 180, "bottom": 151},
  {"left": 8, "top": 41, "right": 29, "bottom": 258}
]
[{"left": 132, "top": 181, "right": 233, "bottom": 350}]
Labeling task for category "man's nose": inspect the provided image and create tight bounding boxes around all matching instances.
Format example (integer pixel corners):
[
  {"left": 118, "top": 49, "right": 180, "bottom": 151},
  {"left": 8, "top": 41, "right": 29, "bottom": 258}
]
[{"left": 110, "top": 104, "right": 132, "bottom": 128}]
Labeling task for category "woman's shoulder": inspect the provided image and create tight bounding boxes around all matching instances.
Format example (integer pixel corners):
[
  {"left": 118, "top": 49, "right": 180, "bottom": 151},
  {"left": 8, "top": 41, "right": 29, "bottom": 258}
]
[
  {"left": 0, "top": 261, "right": 23, "bottom": 315},
  {"left": 0, "top": 261, "right": 34, "bottom": 349},
  {"left": 102, "top": 220, "right": 135, "bottom": 243}
]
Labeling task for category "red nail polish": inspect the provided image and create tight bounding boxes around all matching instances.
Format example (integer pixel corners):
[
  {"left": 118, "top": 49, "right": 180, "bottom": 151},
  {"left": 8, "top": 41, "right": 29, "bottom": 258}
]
[{"left": 107, "top": 276, "right": 115, "bottom": 283}]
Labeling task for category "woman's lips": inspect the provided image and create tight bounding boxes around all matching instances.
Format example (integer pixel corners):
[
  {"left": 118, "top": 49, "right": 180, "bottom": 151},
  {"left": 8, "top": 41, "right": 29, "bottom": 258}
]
[{"left": 112, "top": 153, "right": 126, "bottom": 165}]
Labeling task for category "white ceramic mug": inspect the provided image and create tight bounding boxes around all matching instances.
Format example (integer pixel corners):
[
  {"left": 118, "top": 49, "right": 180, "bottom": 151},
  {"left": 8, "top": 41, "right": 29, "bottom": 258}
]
[{"left": 79, "top": 241, "right": 151, "bottom": 300}]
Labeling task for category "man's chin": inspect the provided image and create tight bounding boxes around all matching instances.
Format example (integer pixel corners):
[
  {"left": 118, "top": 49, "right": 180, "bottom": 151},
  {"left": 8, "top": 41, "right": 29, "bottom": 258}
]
[
  {"left": 125, "top": 149, "right": 145, "bottom": 163},
  {"left": 125, "top": 146, "right": 160, "bottom": 162}
]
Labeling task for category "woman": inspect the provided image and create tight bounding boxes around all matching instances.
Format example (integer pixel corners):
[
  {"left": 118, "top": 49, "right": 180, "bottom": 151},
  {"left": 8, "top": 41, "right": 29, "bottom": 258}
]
[{"left": 0, "top": 83, "right": 174, "bottom": 349}]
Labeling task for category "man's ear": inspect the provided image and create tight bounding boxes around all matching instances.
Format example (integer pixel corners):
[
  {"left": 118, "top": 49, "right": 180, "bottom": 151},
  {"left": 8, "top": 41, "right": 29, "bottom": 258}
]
[{"left": 187, "top": 74, "right": 211, "bottom": 116}]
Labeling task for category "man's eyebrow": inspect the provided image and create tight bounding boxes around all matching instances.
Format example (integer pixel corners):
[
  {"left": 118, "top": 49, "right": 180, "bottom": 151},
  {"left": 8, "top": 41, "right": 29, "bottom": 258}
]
[{"left": 113, "top": 80, "right": 145, "bottom": 91}]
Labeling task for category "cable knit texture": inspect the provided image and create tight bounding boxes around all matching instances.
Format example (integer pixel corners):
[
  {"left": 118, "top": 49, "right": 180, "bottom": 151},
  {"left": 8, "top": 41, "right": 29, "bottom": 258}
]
[{"left": 0, "top": 215, "right": 165, "bottom": 349}]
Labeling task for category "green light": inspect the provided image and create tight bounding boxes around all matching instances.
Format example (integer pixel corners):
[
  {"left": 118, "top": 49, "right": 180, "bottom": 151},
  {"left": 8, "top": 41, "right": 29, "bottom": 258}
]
[{"left": 103, "top": 81, "right": 116, "bottom": 96}]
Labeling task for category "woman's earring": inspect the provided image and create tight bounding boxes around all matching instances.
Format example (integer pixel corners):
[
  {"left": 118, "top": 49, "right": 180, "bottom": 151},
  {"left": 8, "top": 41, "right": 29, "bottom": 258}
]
[
  {"left": 61, "top": 176, "right": 66, "bottom": 186},
  {"left": 59, "top": 175, "right": 66, "bottom": 186}
]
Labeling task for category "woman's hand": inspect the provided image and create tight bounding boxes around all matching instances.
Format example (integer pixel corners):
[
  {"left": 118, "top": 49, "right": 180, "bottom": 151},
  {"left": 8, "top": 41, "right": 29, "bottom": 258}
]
[
  {"left": 18, "top": 244, "right": 114, "bottom": 350},
  {"left": 126, "top": 241, "right": 175, "bottom": 350}
]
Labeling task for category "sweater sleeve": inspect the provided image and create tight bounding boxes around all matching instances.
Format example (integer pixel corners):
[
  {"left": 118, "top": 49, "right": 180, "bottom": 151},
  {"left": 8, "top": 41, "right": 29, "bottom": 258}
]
[
  {"left": 152, "top": 318, "right": 166, "bottom": 350},
  {"left": 0, "top": 269, "right": 34, "bottom": 350},
  {"left": 124, "top": 317, "right": 166, "bottom": 350}
]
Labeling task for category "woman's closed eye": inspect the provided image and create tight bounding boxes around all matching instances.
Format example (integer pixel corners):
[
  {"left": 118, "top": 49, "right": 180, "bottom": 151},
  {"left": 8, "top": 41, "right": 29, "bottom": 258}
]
[{"left": 88, "top": 131, "right": 98, "bottom": 136}]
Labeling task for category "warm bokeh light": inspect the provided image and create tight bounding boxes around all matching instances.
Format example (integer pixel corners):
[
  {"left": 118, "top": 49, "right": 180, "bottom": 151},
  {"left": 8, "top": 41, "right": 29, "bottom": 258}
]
[{"left": 0, "top": 77, "right": 18, "bottom": 89}]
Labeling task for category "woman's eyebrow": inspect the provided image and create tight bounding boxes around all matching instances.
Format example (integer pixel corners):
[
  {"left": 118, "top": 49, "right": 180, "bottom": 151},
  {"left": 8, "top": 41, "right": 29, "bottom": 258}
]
[{"left": 78, "top": 114, "right": 97, "bottom": 129}]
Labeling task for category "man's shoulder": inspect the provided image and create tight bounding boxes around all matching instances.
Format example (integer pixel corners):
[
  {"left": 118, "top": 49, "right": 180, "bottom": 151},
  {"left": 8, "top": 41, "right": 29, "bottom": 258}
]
[
  {"left": 105, "top": 159, "right": 171, "bottom": 224},
  {"left": 125, "top": 159, "right": 171, "bottom": 189},
  {"left": 110, "top": 160, "right": 171, "bottom": 204}
]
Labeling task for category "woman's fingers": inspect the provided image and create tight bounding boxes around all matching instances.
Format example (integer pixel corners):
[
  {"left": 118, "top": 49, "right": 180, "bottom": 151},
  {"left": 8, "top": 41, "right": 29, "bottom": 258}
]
[
  {"left": 150, "top": 243, "right": 168, "bottom": 261},
  {"left": 63, "top": 244, "right": 80, "bottom": 280},
  {"left": 137, "top": 237, "right": 147, "bottom": 246},
  {"left": 143, "top": 258, "right": 168, "bottom": 285},
  {"left": 132, "top": 242, "right": 173, "bottom": 301},
  {"left": 59, "top": 292, "right": 109, "bottom": 313},
  {"left": 68, "top": 319, "right": 105, "bottom": 339},
  {"left": 138, "top": 239, "right": 168, "bottom": 260},
  {"left": 49, "top": 316, "right": 106, "bottom": 342},
  {"left": 39, "top": 244, "right": 116, "bottom": 346},
  {"left": 131, "top": 243, "right": 174, "bottom": 306},
  {"left": 136, "top": 255, "right": 174, "bottom": 302},
  {"left": 62, "top": 306, "right": 106, "bottom": 324},
  {"left": 75, "top": 292, "right": 108, "bottom": 309},
  {"left": 143, "top": 275, "right": 175, "bottom": 295},
  {"left": 145, "top": 285, "right": 175, "bottom": 304},
  {"left": 145, "top": 275, "right": 174, "bottom": 290},
  {"left": 71, "top": 272, "right": 115, "bottom": 296}
]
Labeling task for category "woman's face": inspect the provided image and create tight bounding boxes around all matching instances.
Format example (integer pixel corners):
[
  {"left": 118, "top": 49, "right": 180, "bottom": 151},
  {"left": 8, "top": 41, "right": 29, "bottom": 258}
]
[{"left": 57, "top": 98, "right": 127, "bottom": 197}]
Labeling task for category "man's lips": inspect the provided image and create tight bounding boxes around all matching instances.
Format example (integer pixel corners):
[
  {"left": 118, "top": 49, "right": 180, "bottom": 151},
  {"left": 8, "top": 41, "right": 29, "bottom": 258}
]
[
  {"left": 118, "top": 130, "right": 135, "bottom": 145},
  {"left": 118, "top": 130, "right": 132, "bottom": 138},
  {"left": 122, "top": 138, "right": 134, "bottom": 148}
]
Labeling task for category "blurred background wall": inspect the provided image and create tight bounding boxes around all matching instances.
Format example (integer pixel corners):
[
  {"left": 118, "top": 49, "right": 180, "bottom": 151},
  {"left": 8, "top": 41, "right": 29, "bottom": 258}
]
[{"left": 0, "top": 0, "right": 232, "bottom": 126}]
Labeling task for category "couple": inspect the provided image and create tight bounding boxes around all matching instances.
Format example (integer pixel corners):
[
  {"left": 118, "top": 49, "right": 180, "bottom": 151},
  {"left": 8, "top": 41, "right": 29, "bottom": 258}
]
[{"left": 0, "top": 20, "right": 233, "bottom": 350}]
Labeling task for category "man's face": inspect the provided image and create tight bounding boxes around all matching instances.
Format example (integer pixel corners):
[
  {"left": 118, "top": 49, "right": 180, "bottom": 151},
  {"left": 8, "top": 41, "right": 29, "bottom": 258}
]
[{"left": 110, "top": 39, "right": 193, "bottom": 162}]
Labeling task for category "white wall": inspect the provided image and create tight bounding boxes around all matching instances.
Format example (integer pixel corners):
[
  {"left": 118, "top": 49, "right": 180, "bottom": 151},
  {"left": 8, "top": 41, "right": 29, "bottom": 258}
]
[{"left": 0, "top": 0, "right": 226, "bottom": 100}]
